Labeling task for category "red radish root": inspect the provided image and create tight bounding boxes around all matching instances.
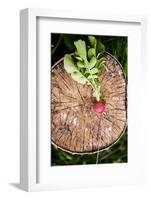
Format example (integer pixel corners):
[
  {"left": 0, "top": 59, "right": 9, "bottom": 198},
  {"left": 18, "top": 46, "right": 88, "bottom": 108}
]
[{"left": 92, "top": 102, "right": 105, "bottom": 114}]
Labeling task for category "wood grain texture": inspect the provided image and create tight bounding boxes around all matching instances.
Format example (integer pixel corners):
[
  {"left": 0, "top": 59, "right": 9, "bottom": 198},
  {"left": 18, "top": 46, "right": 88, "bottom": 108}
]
[{"left": 51, "top": 52, "right": 127, "bottom": 154}]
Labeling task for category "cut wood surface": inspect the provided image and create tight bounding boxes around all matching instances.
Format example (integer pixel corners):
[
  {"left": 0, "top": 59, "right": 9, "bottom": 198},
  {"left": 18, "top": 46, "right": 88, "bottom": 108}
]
[{"left": 51, "top": 52, "right": 127, "bottom": 154}]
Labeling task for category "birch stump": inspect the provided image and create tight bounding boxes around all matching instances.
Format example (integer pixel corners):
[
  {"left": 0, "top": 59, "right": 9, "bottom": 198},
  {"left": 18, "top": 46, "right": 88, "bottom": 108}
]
[{"left": 51, "top": 52, "right": 127, "bottom": 154}]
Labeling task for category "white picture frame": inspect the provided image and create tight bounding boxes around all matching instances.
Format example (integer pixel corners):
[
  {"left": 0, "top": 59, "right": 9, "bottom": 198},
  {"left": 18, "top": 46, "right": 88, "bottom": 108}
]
[{"left": 20, "top": 8, "right": 147, "bottom": 191}]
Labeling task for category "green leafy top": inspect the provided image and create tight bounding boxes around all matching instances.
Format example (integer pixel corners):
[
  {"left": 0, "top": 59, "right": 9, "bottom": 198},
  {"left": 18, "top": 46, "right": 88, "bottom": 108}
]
[{"left": 64, "top": 36, "right": 106, "bottom": 102}]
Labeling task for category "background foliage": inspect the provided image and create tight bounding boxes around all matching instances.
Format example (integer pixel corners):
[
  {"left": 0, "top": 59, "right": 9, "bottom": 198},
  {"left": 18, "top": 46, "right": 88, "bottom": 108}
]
[{"left": 51, "top": 33, "right": 128, "bottom": 166}]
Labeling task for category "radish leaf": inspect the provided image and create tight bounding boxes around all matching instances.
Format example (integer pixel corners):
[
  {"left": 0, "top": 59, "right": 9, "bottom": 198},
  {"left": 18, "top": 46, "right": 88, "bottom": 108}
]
[
  {"left": 71, "top": 72, "right": 87, "bottom": 84},
  {"left": 88, "top": 48, "right": 96, "bottom": 60},
  {"left": 64, "top": 37, "right": 106, "bottom": 102},
  {"left": 64, "top": 55, "right": 78, "bottom": 73},
  {"left": 74, "top": 40, "right": 87, "bottom": 63}
]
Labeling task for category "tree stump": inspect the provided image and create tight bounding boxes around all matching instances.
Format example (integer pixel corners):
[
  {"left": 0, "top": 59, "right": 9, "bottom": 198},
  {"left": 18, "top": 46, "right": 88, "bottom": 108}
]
[{"left": 51, "top": 52, "right": 127, "bottom": 154}]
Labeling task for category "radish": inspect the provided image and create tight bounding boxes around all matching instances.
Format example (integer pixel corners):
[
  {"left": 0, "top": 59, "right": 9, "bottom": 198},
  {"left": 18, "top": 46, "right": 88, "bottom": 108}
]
[{"left": 92, "top": 102, "right": 105, "bottom": 114}]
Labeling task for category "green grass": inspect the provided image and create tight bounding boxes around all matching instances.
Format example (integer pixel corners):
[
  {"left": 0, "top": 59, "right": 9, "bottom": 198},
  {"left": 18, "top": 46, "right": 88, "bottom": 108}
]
[{"left": 51, "top": 33, "right": 128, "bottom": 166}]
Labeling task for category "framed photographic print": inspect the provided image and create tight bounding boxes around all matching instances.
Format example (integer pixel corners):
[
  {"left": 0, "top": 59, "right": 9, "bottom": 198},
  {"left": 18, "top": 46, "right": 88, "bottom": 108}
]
[{"left": 20, "top": 8, "right": 147, "bottom": 191}]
